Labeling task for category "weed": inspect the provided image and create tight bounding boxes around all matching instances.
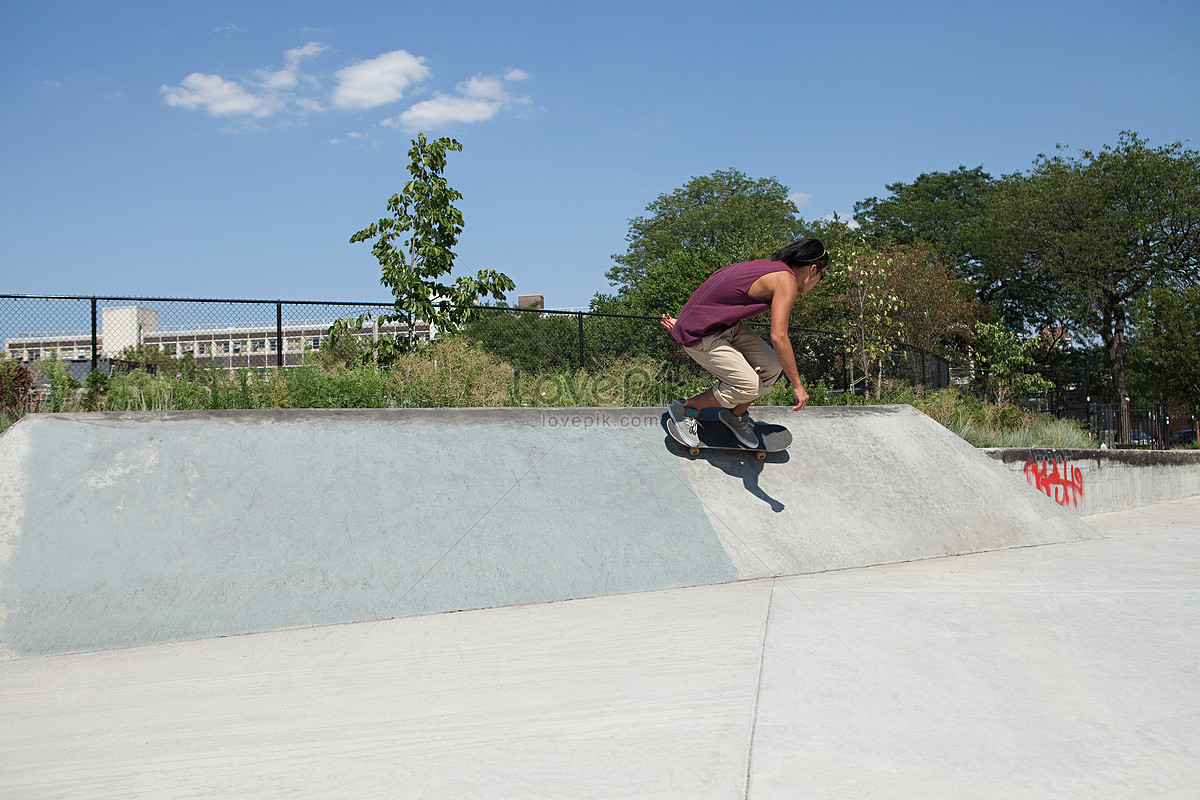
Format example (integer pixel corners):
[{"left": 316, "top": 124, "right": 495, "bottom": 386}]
[{"left": 0, "top": 346, "right": 1099, "bottom": 450}]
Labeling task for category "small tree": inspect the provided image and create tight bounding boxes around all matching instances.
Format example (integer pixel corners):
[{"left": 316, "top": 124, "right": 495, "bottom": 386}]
[
  {"left": 351, "top": 133, "right": 515, "bottom": 359},
  {"left": 835, "top": 238, "right": 906, "bottom": 398},
  {"left": 971, "top": 322, "right": 1053, "bottom": 407}
]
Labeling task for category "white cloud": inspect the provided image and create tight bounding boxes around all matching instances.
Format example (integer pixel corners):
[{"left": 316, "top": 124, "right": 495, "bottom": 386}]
[
  {"left": 162, "top": 46, "right": 531, "bottom": 133},
  {"left": 330, "top": 131, "right": 368, "bottom": 145},
  {"left": 160, "top": 73, "right": 279, "bottom": 117},
  {"left": 162, "top": 43, "right": 329, "bottom": 120},
  {"left": 332, "top": 50, "right": 430, "bottom": 110},
  {"left": 391, "top": 95, "right": 498, "bottom": 129},
  {"left": 257, "top": 41, "right": 327, "bottom": 90},
  {"left": 386, "top": 71, "right": 529, "bottom": 131},
  {"left": 789, "top": 192, "right": 813, "bottom": 207}
]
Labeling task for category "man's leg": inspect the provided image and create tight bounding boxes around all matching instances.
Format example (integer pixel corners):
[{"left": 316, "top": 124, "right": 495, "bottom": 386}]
[
  {"left": 679, "top": 387, "right": 750, "bottom": 416},
  {"left": 726, "top": 324, "right": 784, "bottom": 403},
  {"left": 679, "top": 325, "right": 771, "bottom": 413},
  {"left": 682, "top": 326, "right": 780, "bottom": 411}
]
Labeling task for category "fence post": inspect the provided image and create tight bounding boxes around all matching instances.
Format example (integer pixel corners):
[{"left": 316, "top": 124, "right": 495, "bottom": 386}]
[
  {"left": 276, "top": 302, "right": 284, "bottom": 369},
  {"left": 577, "top": 312, "right": 585, "bottom": 369},
  {"left": 90, "top": 297, "right": 98, "bottom": 373}
]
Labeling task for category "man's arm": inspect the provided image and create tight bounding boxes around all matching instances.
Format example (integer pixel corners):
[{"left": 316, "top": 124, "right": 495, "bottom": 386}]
[{"left": 765, "top": 274, "right": 809, "bottom": 411}]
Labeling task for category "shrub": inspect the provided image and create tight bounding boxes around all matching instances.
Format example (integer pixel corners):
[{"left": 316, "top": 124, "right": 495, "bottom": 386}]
[
  {"left": 1, "top": 357, "right": 37, "bottom": 425},
  {"left": 387, "top": 337, "right": 514, "bottom": 407},
  {"left": 33, "top": 353, "right": 82, "bottom": 413}
]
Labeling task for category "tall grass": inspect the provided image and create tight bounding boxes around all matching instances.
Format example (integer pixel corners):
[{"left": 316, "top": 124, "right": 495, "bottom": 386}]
[
  {"left": 2, "top": 344, "right": 1097, "bottom": 449},
  {"left": 870, "top": 383, "right": 1095, "bottom": 449}
]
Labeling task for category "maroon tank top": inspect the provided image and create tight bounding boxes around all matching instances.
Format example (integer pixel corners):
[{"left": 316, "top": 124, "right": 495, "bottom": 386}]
[{"left": 670, "top": 259, "right": 791, "bottom": 347}]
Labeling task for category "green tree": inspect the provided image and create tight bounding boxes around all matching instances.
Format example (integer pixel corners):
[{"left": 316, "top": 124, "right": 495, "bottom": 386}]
[
  {"left": 595, "top": 242, "right": 749, "bottom": 317},
  {"left": 791, "top": 219, "right": 981, "bottom": 360},
  {"left": 597, "top": 168, "right": 803, "bottom": 312},
  {"left": 971, "top": 322, "right": 1054, "bottom": 407},
  {"left": 0, "top": 356, "right": 36, "bottom": 420},
  {"left": 854, "top": 165, "right": 1059, "bottom": 329},
  {"left": 855, "top": 165, "right": 993, "bottom": 268},
  {"left": 833, "top": 237, "right": 906, "bottom": 398},
  {"left": 351, "top": 133, "right": 515, "bottom": 356},
  {"left": 1129, "top": 286, "right": 1200, "bottom": 436},
  {"left": 885, "top": 240, "right": 983, "bottom": 360},
  {"left": 983, "top": 133, "right": 1200, "bottom": 427}
]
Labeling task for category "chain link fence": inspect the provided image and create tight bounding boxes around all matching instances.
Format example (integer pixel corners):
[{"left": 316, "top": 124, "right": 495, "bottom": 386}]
[
  {"left": 8, "top": 294, "right": 1189, "bottom": 448},
  {"left": 459, "top": 305, "right": 950, "bottom": 395},
  {"left": 1, "top": 295, "right": 410, "bottom": 379},
  {"left": 2, "top": 293, "right": 951, "bottom": 409}
]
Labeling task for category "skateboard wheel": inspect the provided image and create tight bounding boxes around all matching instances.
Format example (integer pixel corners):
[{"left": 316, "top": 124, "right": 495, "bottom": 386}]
[
  {"left": 689, "top": 447, "right": 700, "bottom": 456},
  {"left": 756, "top": 451, "right": 766, "bottom": 460}
]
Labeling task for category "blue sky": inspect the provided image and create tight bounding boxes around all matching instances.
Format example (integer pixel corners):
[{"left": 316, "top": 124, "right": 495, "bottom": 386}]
[{"left": 3, "top": 0, "right": 1197, "bottom": 309}]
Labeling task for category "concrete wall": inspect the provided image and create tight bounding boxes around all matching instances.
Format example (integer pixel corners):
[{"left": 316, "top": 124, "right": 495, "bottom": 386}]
[
  {"left": 986, "top": 448, "right": 1200, "bottom": 515},
  {"left": 2, "top": 406, "right": 1095, "bottom": 658}
]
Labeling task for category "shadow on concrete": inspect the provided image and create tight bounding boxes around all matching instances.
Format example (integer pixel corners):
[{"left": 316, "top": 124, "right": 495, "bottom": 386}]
[{"left": 660, "top": 413, "right": 790, "bottom": 512}]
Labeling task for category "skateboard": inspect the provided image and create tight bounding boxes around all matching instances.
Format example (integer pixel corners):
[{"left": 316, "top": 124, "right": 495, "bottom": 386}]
[{"left": 664, "top": 408, "right": 792, "bottom": 460}]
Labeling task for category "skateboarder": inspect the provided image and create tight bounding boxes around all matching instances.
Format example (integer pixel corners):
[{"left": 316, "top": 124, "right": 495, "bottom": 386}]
[{"left": 662, "top": 238, "right": 828, "bottom": 448}]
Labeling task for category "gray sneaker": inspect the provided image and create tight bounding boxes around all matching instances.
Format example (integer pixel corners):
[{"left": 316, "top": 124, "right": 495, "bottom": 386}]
[
  {"left": 668, "top": 399, "right": 700, "bottom": 447},
  {"left": 718, "top": 408, "right": 759, "bottom": 448}
]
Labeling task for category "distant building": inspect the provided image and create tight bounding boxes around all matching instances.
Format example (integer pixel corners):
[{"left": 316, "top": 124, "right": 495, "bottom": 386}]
[
  {"left": 5, "top": 306, "right": 434, "bottom": 370},
  {"left": 517, "top": 294, "right": 545, "bottom": 309}
]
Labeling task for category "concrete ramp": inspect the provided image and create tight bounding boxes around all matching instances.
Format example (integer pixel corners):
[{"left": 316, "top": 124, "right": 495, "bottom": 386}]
[{"left": 0, "top": 406, "right": 1093, "bottom": 658}]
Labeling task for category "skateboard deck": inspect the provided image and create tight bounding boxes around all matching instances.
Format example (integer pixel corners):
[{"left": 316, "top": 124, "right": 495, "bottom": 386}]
[{"left": 664, "top": 409, "right": 792, "bottom": 460}]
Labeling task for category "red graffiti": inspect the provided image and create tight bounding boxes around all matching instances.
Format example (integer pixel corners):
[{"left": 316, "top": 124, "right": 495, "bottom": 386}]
[{"left": 1023, "top": 458, "right": 1085, "bottom": 507}]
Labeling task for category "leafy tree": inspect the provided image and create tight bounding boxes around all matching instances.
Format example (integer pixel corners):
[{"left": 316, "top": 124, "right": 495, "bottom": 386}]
[
  {"left": 114, "top": 343, "right": 200, "bottom": 379},
  {"left": 595, "top": 242, "right": 753, "bottom": 317},
  {"left": 971, "top": 322, "right": 1054, "bottom": 407},
  {"left": 1129, "top": 286, "right": 1200, "bottom": 435},
  {"left": 791, "top": 219, "right": 981, "bottom": 360},
  {"left": 982, "top": 133, "right": 1200, "bottom": 427},
  {"left": 855, "top": 133, "right": 1200, "bottom": 431},
  {"left": 597, "top": 168, "right": 802, "bottom": 312},
  {"left": 884, "top": 240, "right": 983, "bottom": 360},
  {"left": 832, "top": 237, "right": 906, "bottom": 398},
  {"left": 781, "top": 217, "right": 861, "bottom": 332},
  {"left": 311, "top": 317, "right": 372, "bottom": 371},
  {"left": 351, "top": 133, "right": 515, "bottom": 357},
  {"left": 854, "top": 165, "right": 993, "bottom": 267},
  {"left": 462, "top": 311, "right": 582, "bottom": 373},
  {"left": 83, "top": 369, "right": 108, "bottom": 411},
  {"left": 32, "top": 351, "right": 81, "bottom": 413},
  {"left": 854, "top": 165, "right": 1060, "bottom": 329}
]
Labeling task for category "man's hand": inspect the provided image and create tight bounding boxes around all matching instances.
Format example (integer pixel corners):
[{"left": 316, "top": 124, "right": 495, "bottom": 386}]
[
  {"left": 792, "top": 383, "right": 809, "bottom": 411},
  {"left": 660, "top": 313, "right": 676, "bottom": 331}
]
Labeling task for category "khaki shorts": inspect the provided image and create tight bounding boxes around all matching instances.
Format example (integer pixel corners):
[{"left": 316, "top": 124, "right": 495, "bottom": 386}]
[{"left": 683, "top": 322, "right": 783, "bottom": 407}]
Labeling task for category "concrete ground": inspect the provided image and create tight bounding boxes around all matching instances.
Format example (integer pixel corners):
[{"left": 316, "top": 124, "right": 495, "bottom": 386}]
[{"left": 2, "top": 495, "right": 1196, "bottom": 799}]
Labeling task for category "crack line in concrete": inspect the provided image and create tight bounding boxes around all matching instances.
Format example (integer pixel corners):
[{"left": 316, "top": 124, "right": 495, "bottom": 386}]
[
  {"left": 742, "top": 578, "right": 775, "bottom": 800},
  {"left": 395, "top": 444, "right": 558, "bottom": 605}
]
